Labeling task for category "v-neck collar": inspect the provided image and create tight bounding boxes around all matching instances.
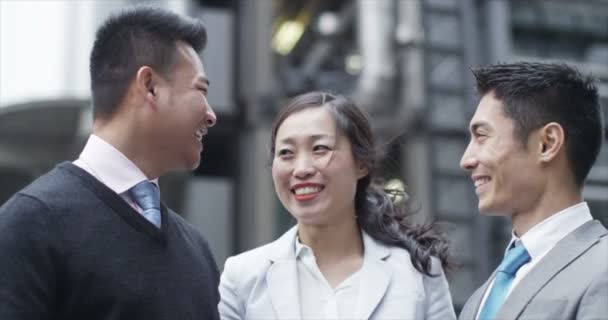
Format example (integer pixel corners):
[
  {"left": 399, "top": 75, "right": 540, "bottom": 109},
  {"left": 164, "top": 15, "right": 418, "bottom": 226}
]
[{"left": 59, "top": 162, "right": 168, "bottom": 244}]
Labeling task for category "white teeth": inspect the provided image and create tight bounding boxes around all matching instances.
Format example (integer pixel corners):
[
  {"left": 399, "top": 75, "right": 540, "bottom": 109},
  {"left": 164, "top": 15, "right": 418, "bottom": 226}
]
[
  {"left": 294, "top": 186, "right": 322, "bottom": 195},
  {"left": 475, "top": 177, "right": 491, "bottom": 187}
]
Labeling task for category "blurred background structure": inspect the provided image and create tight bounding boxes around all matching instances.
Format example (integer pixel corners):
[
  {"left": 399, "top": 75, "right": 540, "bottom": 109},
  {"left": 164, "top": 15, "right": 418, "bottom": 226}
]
[{"left": 1, "top": 0, "right": 607, "bottom": 311}]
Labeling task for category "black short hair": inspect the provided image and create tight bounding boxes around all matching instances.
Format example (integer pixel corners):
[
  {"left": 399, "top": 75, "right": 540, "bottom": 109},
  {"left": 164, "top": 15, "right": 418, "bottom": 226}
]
[
  {"left": 472, "top": 62, "right": 604, "bottom": 187},
  {"left": 90, "top": 6, "right": 207, "bottom": 119}
]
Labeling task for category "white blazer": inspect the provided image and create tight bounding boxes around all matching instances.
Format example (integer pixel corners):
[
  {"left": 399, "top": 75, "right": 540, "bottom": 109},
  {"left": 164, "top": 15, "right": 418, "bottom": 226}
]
[{"left": 218, "top": 226, "right": 456, "bottom": 320}]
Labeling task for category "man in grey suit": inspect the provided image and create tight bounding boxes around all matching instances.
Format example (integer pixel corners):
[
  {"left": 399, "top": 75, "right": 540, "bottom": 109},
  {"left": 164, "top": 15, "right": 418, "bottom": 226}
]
[{"left": 458, "top": 62, "right": 607, "bottom": 320}]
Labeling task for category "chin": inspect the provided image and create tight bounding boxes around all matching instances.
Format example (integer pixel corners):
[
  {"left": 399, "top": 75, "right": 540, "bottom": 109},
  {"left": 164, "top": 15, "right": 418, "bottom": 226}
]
[
  {"left": 292, "top": 211, "right": 325, "bottom": 226},
  {"left": 184, "top": 153, "right": 202, "bottom": 170},
  {"left": 477, "top": 194, "right": 493, "bottom": 214},
  {"left": 477, "top": 198, "right": 494, "bottom": 215},
  {"left": 478, "top": 202, "right": 493, "bottom": 215},
  {"left": 187, "top": 161, "right": 201, "bottom": 171}
]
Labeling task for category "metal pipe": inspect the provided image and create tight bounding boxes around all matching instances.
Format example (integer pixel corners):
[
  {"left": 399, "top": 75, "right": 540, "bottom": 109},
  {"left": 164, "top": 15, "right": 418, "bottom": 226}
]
[{"left": 355, "top": 0, "right": 397, "bottom": 113}]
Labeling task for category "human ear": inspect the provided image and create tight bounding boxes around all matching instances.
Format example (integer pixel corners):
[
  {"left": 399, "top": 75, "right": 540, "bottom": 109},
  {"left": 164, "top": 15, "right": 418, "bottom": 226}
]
[
  {"left": 538, "top": 122, "right": 565, "bottom": 163},
  {"left": 356, "top": 162, "right": 369, "bottom": 179},
  {"left": 135, "top": 66, "right": 158, "bottom": 104}
]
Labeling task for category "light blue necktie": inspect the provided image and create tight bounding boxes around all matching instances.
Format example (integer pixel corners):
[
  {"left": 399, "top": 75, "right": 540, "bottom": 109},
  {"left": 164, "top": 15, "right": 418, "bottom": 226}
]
[
  {"left": 478, "top": 242, "right": 531, "bottom": 320},
  {"left": 129, "top": 181, "right": 161, "bottom": 228}
]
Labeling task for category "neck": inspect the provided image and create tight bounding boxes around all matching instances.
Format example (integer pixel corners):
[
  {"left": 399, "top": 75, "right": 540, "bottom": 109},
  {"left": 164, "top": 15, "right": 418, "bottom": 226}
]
[
  {"left": 297, "top": 216, "right": 363, "bottom": 264},
  {"left": 93, "top": 118, "right": 163, "bottom": 180},
  {"left": 512, "top": 182, "right": 582, "bottom": 237}
]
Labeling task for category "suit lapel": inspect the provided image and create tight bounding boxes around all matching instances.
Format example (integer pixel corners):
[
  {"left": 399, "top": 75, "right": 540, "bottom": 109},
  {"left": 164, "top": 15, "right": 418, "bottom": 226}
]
[
  {"left": 266, "top": 226, "right": 301, "bottom": 319},
  {"left": 459, "top": 275, "right": 495, "bottom": 320},
  {"left": 497, "top": 221, "right": 607, "bottom": 319},
  {"left": 355, "top": 231, "right": 392, "bottom": 319}
]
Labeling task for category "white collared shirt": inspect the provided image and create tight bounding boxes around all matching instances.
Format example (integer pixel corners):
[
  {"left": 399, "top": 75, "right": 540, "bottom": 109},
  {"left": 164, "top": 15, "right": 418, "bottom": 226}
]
[
  {"left": 295, "top": 237, "right": 361, "bottom": 319},
  {"left": 73, "top": 134, "right": 159, "bottom": 215},
  {"left": 476, "top": 202, "right": 593, "bottom": 319}
]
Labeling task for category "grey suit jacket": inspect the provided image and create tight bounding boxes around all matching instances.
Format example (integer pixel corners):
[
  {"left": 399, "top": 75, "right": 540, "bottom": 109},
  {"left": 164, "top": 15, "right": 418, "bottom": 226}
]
[
  {"left": 459, "top": 220, "right": 608, "bottom": 320},
  {"left": 219, "top": 226, "right": 456, "bottom": 320}
]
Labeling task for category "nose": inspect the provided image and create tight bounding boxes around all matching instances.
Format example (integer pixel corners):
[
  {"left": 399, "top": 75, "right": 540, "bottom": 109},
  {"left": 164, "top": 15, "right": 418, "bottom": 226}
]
[
  {"left": 460, "top": 142, "right": 477, "bottom": 171},
  {"left": 205, "top": 103, "right": 217, "bottom": 127},
  {"left": 293, "top": 155, "right": 316, "bottom": 178}
]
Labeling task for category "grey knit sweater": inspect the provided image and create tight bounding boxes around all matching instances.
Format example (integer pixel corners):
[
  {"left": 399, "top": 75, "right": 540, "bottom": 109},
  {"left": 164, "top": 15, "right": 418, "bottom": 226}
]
[{"left": 0, "top": 162, "right": 220, "bottom": 320}]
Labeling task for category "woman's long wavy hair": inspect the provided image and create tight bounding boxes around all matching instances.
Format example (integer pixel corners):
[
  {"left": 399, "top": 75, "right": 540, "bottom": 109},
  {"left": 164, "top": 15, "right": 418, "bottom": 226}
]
[{"left": 269, "top": 91, "right": 454, "bottom": 276}]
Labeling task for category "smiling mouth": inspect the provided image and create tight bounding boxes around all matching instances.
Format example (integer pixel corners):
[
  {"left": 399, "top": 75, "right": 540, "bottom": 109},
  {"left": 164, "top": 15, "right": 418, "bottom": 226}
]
[
  {"left": 474, "top": 177, "right": 491, "bottom": 188},
  {"left": 194, "top": 129, "right": 206, "bottom": 141},
  {"left": 292, "top": 185, "right": 324, "bottom": 201},
  {"left": 293, "top": 186, "right": 323, "bottom": 195}
]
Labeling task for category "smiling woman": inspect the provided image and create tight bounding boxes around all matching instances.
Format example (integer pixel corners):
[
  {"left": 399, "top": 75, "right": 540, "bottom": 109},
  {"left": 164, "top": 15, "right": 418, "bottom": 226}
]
[
  {"left": 271, "top": 105, "right": 365, "bottom": 226},
  {"left": 218, "top": 91, "right": 457, "bottom": 320}
]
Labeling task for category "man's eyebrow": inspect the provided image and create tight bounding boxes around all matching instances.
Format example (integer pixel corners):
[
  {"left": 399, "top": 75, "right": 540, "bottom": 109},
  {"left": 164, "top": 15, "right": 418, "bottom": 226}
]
[{"left": 470, "top": 121, "right": 489, "bottom": 133}]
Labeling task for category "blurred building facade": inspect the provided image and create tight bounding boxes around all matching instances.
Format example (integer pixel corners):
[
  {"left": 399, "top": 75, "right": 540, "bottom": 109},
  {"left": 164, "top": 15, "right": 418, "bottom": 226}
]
[{"left": 1, "top": 0, "right": 607, "bottom": 311}]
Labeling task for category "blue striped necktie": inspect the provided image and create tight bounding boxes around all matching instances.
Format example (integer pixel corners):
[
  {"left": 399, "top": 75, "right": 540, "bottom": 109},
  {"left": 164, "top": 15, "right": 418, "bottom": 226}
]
[
  {"left": 129, "top": 181, "right": 161, "bottom": 228},
  {"left": 478, "top": 242, "right": 531, "bottom": 320}
]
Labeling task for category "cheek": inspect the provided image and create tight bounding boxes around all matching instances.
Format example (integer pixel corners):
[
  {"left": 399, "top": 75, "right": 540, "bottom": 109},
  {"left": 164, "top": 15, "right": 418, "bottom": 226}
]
[
  {"left": 478, "top": 146, "right": 507, "bottom": 168},
  {"left": 332, "top": 167, "right": 359, "bottom": 195},
  {"left": 271, "top": 163, "right": 289, "bottom": 189},
  {"left": 493, "top": 156, "right": 535, "bottom": 199},
  {"left": 486, "top": 147, "right": 501, "bottom": 161}
]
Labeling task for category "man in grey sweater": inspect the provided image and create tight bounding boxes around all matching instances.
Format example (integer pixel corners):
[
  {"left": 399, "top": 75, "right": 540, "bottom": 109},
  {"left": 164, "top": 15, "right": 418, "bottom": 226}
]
[{"left": 0, "top": 6, "right": 219, "bottom": 320}]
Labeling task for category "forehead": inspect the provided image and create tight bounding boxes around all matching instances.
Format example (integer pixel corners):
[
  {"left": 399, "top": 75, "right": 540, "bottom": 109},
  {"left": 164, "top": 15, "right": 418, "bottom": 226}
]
[
  {"left": 173, "top": 42, "right": 207, "bottom": 83},
  {"left": 469, "top": 92, "right": 513, "bottom": 130},
  {"left": 276, "top": 107, "right": 337, "bottom": 141}
]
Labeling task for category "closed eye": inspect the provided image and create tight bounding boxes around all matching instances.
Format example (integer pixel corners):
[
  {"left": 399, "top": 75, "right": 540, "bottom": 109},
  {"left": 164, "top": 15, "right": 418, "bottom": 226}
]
[
  {"left": 200, "top": 89, "right": 208, "bottom": 96},
  {"left": 474, "top": 132, "right": 489, "bottom": 142}
]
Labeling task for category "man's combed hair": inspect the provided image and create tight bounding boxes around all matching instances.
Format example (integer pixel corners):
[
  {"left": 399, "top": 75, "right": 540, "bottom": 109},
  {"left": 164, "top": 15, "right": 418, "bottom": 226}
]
[
  {"left": 472, "top": 62, "right": 604, "bottom": 187},
  {"left": 90, "top": 6, "right": 207, "bottom": 119}
]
